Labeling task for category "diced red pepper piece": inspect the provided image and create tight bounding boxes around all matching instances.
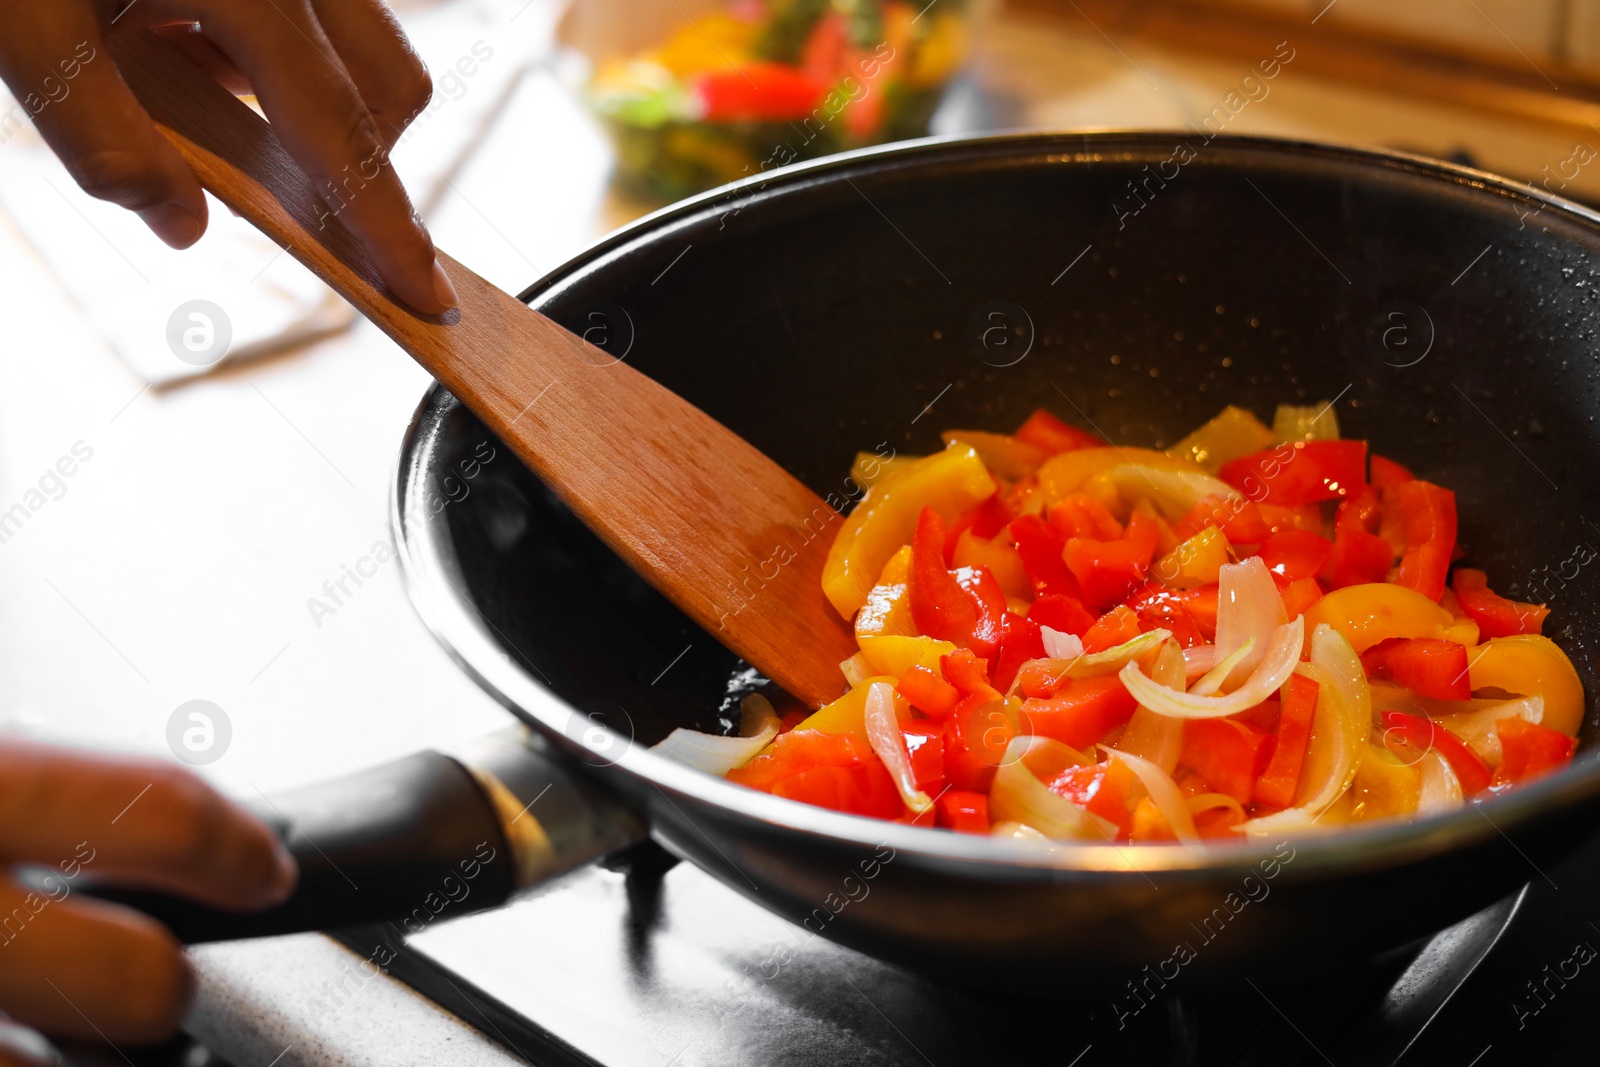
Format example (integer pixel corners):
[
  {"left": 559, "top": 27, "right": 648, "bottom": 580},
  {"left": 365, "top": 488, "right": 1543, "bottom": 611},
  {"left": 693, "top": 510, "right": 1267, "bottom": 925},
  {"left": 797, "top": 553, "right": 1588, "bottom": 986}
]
[
  {"left": 1385, "top": 481, "right": 1457, "bottom": 602},
  {"left": 770, "top": 764, "right": 905, "bottom": 817},
  {"left": 952, "top": 565, "right": 1008, "bottom": 661},
  {"left": 1452, "top": 568, "right": 1550, "bottom": 638},
  {"left": 1185, "top": 585, "right": 1220, "bottom": 641},
  {"left": 944, "top": 494, "right": 1012, "bottom": 564},
  {"left": 1381, "top": 711, "right": 1492, "bottom": 795},
  {"left": 1065, "top": 511, "right": 1159, "bottom": 608},
  {"left": 935, "top": 790, "right": 991, "bottom": 834},
  {"left": 692, "top": 63, "right": 829, "bottom": 123},
  {"left": 800, "top": 11, "right": 849, "bottom": 84},
  {"left": 944, "top": 700, "right": 1017, "bottom": 792},
  {"left": 902, "top": 722, "right": 946, "bottom": 793},
  {"left": 1020, "top": 675, "right": 1138, "bottom": 749},
  {"left": 1014, "top": 408, "right": 1105, "bottom": 454},
  {"left": 1274, "top": 574, "right": 1324, "bottom": 621},
  {"left": 1009, "top": 515, "right": 1082, "bottom": 598},
  {"left": 1124, "top": 580, "right": 1205, "bottom": 648},
  {"left": 1082, "top": 604, "right": 1142, "bottom": 653},
  {"left": 1492, "top": 717, "right": 1576, "bottom": 787},
  {"left": 1219, "top": 440, "right": 1369, "bottom": 506},
  {"left": 992, "top": 611, "right": 1045, "bottom": 693},
  {"left": 1253, "top": 673, "right": 1319, "bottom": 808},
  {"left": 1234, "top": 698, "right": 1281, "bottom": 735},
  {"left": 1362, "top": 637, "right": 1472, "bottom": 701},
  {"left": 1178, "top": 718, "right": 1274, "bottom": 804},
  {"left": 1259, "top": 529, "right": 1333, "bottom": 582},
  {"left": 1049, "top": 494, "right": 1123, "bottom": 542},
  {"left": 1321, "top": 527, "right": 1394, "bottom": 590},
  {"left": 898, "top": 665, "right": 961, "bottom": 719},
  {"left": 1369, "top": 454, "right": 1414, "bottom": 491},
  {"left": 1015, "top": 659, "right": 1073, "bottom": 700},
  {"left": 1049, "top": 759, "right": 1138, "bottom": 835},
  {"left": 1173, "top": 495, "right": 1273, "bottom": 545},
  {"left": 728, "top": 730, "right": 877, "bottom": 792},
  {"left": 1027, "top": 593, "right": 1097, "bottom": 638},
  {"left": 940, "top": 649, "right": 1001, "bottom": 703},
  {"left": 1336, "top": 485, "right": 1382, "bottom": 536},
  {"left": 911, "top": 506, "right": 977, "bottom": 641}
]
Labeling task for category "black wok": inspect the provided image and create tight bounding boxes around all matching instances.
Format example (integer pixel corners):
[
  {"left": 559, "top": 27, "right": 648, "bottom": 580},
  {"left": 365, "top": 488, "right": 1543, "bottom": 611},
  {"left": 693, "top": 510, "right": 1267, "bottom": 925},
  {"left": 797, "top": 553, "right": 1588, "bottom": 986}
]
[{"left": 108, "top": 132, "right": 1600, "bottom": 995}]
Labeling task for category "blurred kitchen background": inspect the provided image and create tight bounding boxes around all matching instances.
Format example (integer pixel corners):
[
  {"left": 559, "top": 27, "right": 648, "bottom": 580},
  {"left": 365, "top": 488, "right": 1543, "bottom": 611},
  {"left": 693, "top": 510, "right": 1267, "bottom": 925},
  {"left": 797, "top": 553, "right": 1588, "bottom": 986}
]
[{"left": 6, "top": 1, "right": 1600, "bottom": 1064}]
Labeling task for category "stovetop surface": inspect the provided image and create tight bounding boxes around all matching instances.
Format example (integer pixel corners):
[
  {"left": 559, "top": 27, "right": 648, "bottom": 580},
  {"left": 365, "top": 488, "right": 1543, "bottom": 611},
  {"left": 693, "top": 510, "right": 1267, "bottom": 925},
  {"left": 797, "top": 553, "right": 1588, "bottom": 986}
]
[{"left": 338, "top": 827, "right": 1600, "bottom": 1066}]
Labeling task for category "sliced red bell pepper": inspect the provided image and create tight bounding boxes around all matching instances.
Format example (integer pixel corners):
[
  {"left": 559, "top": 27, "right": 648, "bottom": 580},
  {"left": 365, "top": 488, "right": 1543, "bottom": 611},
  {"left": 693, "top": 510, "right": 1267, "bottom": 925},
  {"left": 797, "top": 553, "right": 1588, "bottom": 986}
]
[
  {"left": 1336, "top": 485, "right": 1382, "bottom": 535},
  {"left": 1362, "top": 637, "right": 1472, "bottom": 701},
  {"left": 1173, "top": 495, "right": 1273, "bottom": 545},
  {"left": 1452, "top": 568, "right": 1550, "bottom": 638},
  {"left": 1321, "top": 527, "right": 1394, "bottom": 590},
  {"left": 944, "top": 700, "right": 1016, "bottom": 791},
  {"left": 1049, "top": 494, "right": 1123, "bottom": 542},
  {"left": 910, "top": 507, "right": 1006, "bottom": 659},
  {"left": 1369, "top": 453, "right": 1414, "bottom": 491},
  {"left": 1492, "top": 717, "right": 1576, "bottom": 787},
  {"left": 1123, "top": 580, "right": 1205, "bottom": 647},
  {"left": 1020, "top": 675, "right": 1138, "bottom": 749},
  {"left": 934, "top": 789, "right": 990, "bottom": 834},
  {"left": 944, "top": 494, "right": 1012, "bottom": 564},
  {"left": 1178, "top": 718, "right": 1274, "bottom": 804},
  {"left": 692, "top": 63, "right": 829, "bottom": 123},
  {"left": 1381, "top": 711, "right": 1492, "bottom": 795},
  {"left": 1015, "top": 659, "right": 1073, "bottom": 700},
  {"left": 770, "top": 764, "right": 905, "bottom": 817},
  {"left": 1008, "top": 515, "right": 1082, "bottom": 598},
  {"left": 800, "top": 10, "right": 849, "bottom": 84},
  {"left": 992, "top": 610, "right": 1045, "bottom": 693},
  {"left": 1064, "top": 511, "right": 1159, "bottom": 608},
  {"left": 1219, "top": 439, "right": 1369, "bottom": 506},
  {"left": 1014, "top": 408, "right": 1105, "bottom": 454},
  {"left": 1082, "top": 604, "right": 1142, "bottom": 653},
  {"left": 1385, "top": 481, "right": 1457, "bottom": 602},
  {"left": 1027, "top": 593, "right": 1097, "bottom": 638},
  {"left": 902, "top": 722, "right": 946, "bottom": 793},
  {"left": 898, "top": 665, "right": 961, "bottom": 719},
  {"left": 1253, "top": 673, "right": 1319, "bottom": 808},
  {"left": 940, "top": 648, "right": 1001, "bottom": 704},
  {"left": 728, "top": 730, "right": 877, "bottom": 792},
  {"left": 1185, "top": 585, "right": 1220, "bottom": 642},
  {"left": 1259, "top": 529, "right": 1333, "bottom": 582},
  {"left": 1234, "top": 697, "right": 1282, "bottom": 735},
  {"left": 1049, "top": 759, "right": 1137, "bottom": 836},
  {"left": 1276, "top": 574, "right": 1325, "bottom": 621}
]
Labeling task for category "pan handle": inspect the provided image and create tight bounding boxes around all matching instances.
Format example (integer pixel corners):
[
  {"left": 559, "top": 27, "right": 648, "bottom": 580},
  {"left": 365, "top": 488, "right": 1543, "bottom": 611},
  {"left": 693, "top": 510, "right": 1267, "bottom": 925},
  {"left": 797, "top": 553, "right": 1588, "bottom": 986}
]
[{"left": 84, "top": 727, "right": 646, "bottom": 943}]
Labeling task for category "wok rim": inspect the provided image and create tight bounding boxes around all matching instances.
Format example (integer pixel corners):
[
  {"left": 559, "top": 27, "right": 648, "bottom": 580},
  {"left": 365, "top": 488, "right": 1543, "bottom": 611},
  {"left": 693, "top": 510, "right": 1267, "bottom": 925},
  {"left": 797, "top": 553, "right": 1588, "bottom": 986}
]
[{"left": 393, "top": 129, "right": 1600, "bottom": 885}]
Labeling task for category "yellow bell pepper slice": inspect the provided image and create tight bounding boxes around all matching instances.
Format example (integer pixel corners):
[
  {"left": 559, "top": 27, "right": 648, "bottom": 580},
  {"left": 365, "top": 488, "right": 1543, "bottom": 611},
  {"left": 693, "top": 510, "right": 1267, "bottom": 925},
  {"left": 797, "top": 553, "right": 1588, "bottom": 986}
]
[
  {"left": 823, "top": 445, "right": 996, "bottom": 618},
  {"left": 1467, "top": 635, "right": 1585, "bottom": 736},
  {"left": 1302, "top": 583, "right": 1451, "bottom": 653},
  {"left": 1167, "top": 406, "right": 1277, "bottom": 471},
  {"left": 940, "top": 430, "right": 1048, "bottom": 481},
  {"left": 952, "top": 530, "right": 1031, "bottom": 599},
  {"left": 795, "top": 677, "right": 911, "bottom": 736},
  {"left": 1152, "top": 527, "right": 1230, "bottom": 589},
  {"left": 850, "top": 451, "right": 918, "bottom": 492},
  {"left": 1349, "top": 744, "right": 1420, "bottom": 821},
  {"left": 858, "top": 635, "right": 959, "bottom": 678},
  {"left": 854, "top": 547, "right": 962, "bottom": 676}
]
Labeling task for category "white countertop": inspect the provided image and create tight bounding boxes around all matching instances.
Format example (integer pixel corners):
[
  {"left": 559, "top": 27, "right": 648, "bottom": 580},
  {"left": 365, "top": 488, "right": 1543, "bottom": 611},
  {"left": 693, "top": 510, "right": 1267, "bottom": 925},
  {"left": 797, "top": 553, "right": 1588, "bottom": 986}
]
[{"left": 7, "top": 3, "right": 1600, "bottom": 1065}]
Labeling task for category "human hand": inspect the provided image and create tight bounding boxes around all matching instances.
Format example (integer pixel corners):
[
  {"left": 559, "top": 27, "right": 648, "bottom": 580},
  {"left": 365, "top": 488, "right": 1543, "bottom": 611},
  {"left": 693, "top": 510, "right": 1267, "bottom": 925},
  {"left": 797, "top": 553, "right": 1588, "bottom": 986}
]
[
  {"left": 0, "top": 0, "right": 456, "bottom": 314},
  {"left": 0, "top": 740, "right": 295, "bottom": 1057}
]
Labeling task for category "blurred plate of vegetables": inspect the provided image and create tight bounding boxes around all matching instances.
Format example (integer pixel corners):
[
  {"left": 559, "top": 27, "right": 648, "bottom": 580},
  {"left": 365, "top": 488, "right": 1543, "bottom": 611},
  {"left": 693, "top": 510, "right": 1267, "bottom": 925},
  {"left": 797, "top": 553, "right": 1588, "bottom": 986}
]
[{"left": 566, "top": 0, "right": 981, "bottom": 202}]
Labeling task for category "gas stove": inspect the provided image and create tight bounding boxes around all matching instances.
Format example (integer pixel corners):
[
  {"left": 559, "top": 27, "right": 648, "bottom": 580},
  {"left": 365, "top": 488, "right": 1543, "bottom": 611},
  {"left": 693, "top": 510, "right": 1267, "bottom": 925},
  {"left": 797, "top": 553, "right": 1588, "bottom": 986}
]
[{"left": 330, "top": 824, "right": 1600, "bottom": 1066}]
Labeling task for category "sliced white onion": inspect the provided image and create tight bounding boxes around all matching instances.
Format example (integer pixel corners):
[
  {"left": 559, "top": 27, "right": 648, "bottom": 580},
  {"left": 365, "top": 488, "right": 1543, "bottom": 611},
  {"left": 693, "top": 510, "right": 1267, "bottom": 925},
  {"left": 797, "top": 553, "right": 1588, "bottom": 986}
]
[
  {"left": 988, "top": 735, "right": 1112, "bottom": 840},
  {"left": 1186, "top": 792, "right": 1246, "bottom": 821},
  {"left": 1117, "top": 639, "right": 1187, "bottom": 774},
  {"left": 651, "top": 693, "right": 780, "bottom": 775},
  {"left": 1040, "top": 626, "right": 1084, "bottom": 660},
  {"left": 990, "top": 820, "right": 1052, "bottom": 841},
  {"left": 1417, "top": 749, "right": 1464, "bottom": 814},
  {"left": 1189, "top": 638, "right": 1256, "bottom": 697},
  {"left": 1119, "top": 617, "right": 1305, "bottom": 719},
  {"left": 865, "top": 681, "right": 931, "bottom": 813},
  {"left": 839, "top": 653, "right": 872, "bottom": 689},
  {"left": 1430, "top": 695, "right": 1544, "bottom": 768},
  {"left": 1006, "top": 629, "right": 1174, "bottom": 696},
  {"left": 1183, "top": 644, "right": 1218, "bottom": 682},
  {"left": 1214, "top": 557, "right": 1287, "bottom": 688},
  {"left": 1100, "top": 745, "right": 1197, "bottom": 842}
]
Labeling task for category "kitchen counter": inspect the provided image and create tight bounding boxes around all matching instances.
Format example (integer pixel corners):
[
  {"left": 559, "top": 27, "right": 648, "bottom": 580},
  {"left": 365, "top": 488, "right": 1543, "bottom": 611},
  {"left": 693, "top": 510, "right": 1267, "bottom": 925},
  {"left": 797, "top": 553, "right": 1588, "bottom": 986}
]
[{"left": 6, "top": 2, "right": 1600, "bottom": 1065}]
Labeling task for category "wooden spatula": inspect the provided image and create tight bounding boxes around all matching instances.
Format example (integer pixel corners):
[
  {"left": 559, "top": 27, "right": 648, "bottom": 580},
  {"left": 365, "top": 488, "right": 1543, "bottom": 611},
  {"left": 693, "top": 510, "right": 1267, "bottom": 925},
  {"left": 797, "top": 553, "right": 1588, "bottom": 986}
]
[{"left": 109, "top": 30, "right": 856, "bottom": 708}]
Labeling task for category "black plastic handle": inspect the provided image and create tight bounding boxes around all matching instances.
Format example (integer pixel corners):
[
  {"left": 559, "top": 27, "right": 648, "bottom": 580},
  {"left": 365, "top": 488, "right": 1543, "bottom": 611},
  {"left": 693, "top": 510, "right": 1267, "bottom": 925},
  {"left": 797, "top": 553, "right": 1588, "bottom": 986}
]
[{"left": 88, "top": 750, "right": 518, "bottom": 943}]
